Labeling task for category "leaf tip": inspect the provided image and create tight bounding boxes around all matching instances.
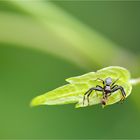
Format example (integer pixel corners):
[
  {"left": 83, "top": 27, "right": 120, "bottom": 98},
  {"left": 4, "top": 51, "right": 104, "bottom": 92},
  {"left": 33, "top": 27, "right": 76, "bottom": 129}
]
[{"left": 30, "top": 95, "right": 46, "bottom": 107}]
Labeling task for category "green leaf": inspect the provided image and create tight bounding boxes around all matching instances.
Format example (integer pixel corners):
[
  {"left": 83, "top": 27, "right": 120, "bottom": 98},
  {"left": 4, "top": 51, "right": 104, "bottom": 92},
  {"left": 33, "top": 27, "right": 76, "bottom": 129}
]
[{"left": 31, "top": 66, "right": 132, "bottom": 108}]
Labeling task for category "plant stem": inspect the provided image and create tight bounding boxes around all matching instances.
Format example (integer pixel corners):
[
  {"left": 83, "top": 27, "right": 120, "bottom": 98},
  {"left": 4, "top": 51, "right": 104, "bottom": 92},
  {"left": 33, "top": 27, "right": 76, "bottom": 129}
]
[{"left": 130, "top": 78, "right": 140, "bottom": 86}]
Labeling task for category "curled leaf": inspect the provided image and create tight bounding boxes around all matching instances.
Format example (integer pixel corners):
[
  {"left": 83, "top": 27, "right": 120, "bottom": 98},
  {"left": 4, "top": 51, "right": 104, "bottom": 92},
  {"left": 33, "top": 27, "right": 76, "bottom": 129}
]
[{"left": 31, "top": 66, "right": 132, "bottom": 108}]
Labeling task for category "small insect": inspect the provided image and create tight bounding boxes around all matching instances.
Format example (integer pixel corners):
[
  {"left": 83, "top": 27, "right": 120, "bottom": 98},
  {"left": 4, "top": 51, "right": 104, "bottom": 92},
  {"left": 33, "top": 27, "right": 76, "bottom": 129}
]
[{"left": 83, "top": 77, "right": 126, "bottom": 106}]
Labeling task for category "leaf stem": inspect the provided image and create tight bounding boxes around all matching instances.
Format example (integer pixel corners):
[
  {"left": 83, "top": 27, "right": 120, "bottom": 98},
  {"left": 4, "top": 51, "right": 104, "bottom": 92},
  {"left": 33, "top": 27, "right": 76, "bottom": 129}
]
[{"left": 130, "top": 78, "right": 140, "bottom": 86}]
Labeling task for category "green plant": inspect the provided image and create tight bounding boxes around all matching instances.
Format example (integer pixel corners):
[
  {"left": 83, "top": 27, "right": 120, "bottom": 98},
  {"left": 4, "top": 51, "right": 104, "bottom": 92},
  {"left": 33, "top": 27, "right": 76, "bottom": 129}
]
[{"left": 31, "top": 66, "right": 140, "bottom": 108}]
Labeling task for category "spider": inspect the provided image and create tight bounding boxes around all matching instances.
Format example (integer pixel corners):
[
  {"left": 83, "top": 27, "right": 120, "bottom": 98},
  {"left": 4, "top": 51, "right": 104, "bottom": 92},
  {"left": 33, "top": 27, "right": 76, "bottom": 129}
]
[{"left": 83, "top": 77, "right": 126, "bottom": 106}]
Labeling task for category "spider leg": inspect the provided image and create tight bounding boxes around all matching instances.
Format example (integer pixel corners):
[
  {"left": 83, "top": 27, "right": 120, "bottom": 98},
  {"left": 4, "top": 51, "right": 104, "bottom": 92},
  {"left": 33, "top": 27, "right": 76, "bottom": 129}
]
[
  {"left": 96, "top": 85, "right": 103, "bottom": 91},
  {"left": 87, "top": 87, "right": 103, "bottom": 105},
  {"left": 83, "top": 89, "right": 92, "bottom": 105},
  {"left": 111, "top": 78, "right": 119, "bottom": 87},
  {"left": 83, "top": 86, "right": 103, "bottom": 106},
  {"left": 111, "top": 84, "right": 118, "bottom": 89},
  {"left": 111, "top": 86, "right": 126, "bottom": 101},
  {"left": 95, "top": 85, "right": 103, "bottom": 97},
  {"left": 96, "top": 78, "right": 105, "bottom": 86},
  {"left": 87, "top": 90, "right": 93, "bottom": 105},
  {"left": 83, "top": 89, "right": 92, "bottom": 106}
]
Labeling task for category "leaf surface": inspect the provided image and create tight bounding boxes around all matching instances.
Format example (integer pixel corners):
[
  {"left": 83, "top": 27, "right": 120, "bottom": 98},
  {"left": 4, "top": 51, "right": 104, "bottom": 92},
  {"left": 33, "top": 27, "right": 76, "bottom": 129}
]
[{"left": 31, "top": 66, "right": 132, "bottom": 108}]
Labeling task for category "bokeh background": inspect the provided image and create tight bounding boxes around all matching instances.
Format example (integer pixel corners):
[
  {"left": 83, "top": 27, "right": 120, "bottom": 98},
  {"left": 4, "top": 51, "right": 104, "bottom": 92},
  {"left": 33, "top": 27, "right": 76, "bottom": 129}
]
[{"left": 0, "top": 0, "right": 140, "bottom": 139}]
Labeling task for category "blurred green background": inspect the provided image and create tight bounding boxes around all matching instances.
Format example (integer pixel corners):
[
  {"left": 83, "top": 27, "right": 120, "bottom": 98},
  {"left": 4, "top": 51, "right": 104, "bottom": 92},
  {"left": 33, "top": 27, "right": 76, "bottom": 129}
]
[{"left": 0, "top": 0, "right": 140, "bottom": 139}]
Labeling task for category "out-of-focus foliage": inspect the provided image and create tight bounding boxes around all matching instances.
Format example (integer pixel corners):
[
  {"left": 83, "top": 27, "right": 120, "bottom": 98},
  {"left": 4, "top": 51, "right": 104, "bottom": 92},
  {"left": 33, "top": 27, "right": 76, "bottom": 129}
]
[
  {"left": 0, "top": 0, "right": 140, "bottom": 139},
  {"left": 0, "top": 1, "right": 139, "bottom": 72}
]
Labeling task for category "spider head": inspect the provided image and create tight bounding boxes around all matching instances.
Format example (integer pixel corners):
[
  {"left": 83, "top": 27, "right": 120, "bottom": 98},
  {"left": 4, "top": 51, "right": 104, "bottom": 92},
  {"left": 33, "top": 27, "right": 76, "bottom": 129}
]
[{"left": 105, "top": 77, "right": 112, "bottom": 86}]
